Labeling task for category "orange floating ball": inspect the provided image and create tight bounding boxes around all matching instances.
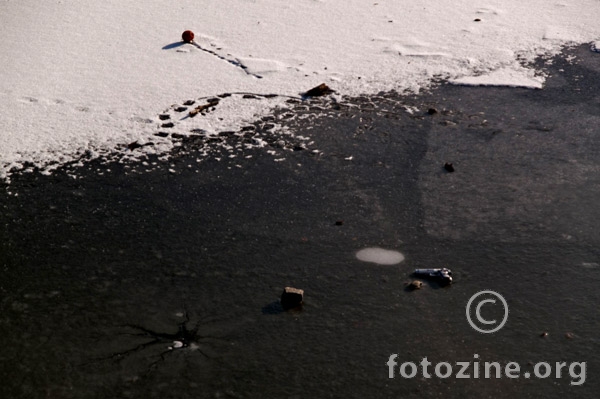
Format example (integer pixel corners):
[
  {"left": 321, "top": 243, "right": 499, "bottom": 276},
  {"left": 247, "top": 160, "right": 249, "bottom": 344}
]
[{"left": 182, "top": 30, "right": 195, "bottom": 43}]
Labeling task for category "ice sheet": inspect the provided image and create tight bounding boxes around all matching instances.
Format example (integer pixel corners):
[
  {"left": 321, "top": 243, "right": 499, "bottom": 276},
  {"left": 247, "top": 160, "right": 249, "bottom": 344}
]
[{"left": 1, "top": 0, "right": 599, "bottom": 179}]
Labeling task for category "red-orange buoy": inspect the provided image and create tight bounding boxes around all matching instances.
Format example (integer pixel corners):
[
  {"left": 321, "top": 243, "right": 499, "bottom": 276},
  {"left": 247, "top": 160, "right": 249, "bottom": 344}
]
[{"left": 182, "top": 30, "right": 194, "bottom": 43}]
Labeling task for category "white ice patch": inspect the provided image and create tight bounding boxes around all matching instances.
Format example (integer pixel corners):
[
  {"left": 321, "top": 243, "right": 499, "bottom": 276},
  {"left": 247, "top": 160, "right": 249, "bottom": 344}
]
[
  {"left": 582, "top": 262, "right": 599, "bottom": 269},
  {"left": 356, "top": 248, "right": 405, "bottom": 265},
  {"left": 236, "top": 57, "right": 288, "bottom": 76},
  {"left": 449, "top": 66, "right": 545, "bottom": 89}
]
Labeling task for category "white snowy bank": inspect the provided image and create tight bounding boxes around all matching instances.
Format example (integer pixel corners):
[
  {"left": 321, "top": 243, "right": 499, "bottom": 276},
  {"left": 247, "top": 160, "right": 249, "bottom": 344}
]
[{"left": 1, "top": 0, "right": 599, "bottom": 180}]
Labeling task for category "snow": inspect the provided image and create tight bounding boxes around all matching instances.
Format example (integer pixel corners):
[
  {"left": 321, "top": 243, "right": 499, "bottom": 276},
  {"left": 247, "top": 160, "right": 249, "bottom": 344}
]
[
  {"left": 1, "top": 0, "right": 599, "bottom": 180},
  {"left": 449, "top": 66, "right": 545, "bottom": 89}
]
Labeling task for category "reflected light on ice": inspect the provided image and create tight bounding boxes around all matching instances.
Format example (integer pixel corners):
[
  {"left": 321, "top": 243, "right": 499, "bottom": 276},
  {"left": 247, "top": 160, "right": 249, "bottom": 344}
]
[{"left": 356, "top": 247, "right": 405, "bottom": 265}]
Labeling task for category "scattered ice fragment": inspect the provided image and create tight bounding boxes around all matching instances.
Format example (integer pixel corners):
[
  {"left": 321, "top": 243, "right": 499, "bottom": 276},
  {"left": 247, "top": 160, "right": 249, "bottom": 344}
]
[
  {"left": 235, "top": 57, "right": 287, "bottom": 75},
  {"left": 356, "top": 247, "right": 405, "bottom": 265},
  {"left": 449, "top": 66, "right": 544, "bottom": 89},
  {"left": 172, "top": 341, "right": 184, "bottom": 349}
]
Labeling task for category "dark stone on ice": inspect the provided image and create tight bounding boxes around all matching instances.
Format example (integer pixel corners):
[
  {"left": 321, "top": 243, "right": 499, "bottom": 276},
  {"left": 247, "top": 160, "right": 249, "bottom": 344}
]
[
  {"left": 407, "top": 280, "right": 423, "bottom": 291},
  {"left": 127, "top": 141, "right": 143, "bottom": 151},
  {"left": 281, "top": 287, "right": 304, "bottom": 310},
  {"left": 303, "top": 83, "right": 335, "bottom": 98},
  {"left": 126, "top": 141, "right": 153, "bottom": 151},
  {"left": 444, "top": 162, "right": 455, "bottom": 172}
]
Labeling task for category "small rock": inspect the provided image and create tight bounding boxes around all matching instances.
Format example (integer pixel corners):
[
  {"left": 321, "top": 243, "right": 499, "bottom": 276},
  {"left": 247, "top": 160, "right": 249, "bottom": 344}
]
[
  {"left": 427, "top": 108, "right": 438, "bottom": 115},
  {"left": 444, "top": 162, "right": 455, "bottom": 172},
  {"left": 408, "top": 280, "right": 423, "bottom": 290},
  {"left": 281, "top": 287, "right": 304, "bottom": 310},
  {"left": 127, "top": 141, "right": 143, "bottom": 151},
  {"left": 474, "top": 18, "right": 481, "bottom": 22},
  {"left": 304, "top": 83, "right": 335, "bottom": 97},
  {"left": 540, "top": 332, "right": 549, "bottom": 338},
  {"left": 565, "top": 332, "right": 574, "bottom": 339},
  {"left": 335, "top": 220, "right": 344, "bottom": 226}
]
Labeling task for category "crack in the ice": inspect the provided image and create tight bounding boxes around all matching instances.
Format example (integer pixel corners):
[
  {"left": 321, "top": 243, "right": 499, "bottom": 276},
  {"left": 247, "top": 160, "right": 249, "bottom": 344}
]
[{"left": 82, "top": 308, "right": 224, "bottom": 376}]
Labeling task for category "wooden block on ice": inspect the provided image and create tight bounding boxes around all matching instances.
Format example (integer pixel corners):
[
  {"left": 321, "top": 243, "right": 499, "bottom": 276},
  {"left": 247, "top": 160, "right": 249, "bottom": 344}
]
[{"left": 281, "top": 287, "right": 304, "bottom": 310}]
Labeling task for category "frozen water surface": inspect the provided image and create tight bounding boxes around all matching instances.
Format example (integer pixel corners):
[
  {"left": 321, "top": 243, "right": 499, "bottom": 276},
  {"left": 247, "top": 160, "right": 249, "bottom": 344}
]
[{"left": 1, "top": 0, "right": 600, "bottom": 179}]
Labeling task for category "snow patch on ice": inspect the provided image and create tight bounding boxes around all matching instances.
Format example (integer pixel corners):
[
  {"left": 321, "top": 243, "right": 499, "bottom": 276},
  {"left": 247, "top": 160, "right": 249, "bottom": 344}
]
[
  {"left": 235, "top": 57, "right": 288, "bottom": 75},
  {"left": 450, "top": 66, "right": 545, "bottom": 89}
]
